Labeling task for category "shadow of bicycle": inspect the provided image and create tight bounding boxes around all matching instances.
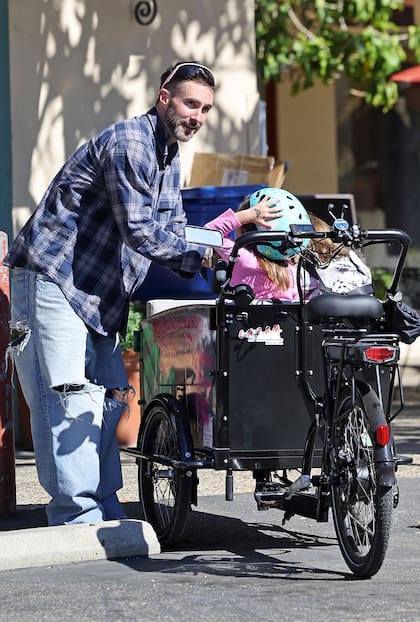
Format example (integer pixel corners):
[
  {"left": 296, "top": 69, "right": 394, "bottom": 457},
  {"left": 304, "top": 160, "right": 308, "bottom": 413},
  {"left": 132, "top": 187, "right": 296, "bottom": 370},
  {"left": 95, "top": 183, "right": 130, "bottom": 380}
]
[{"left": 120, "top": 499, "right": 352, "bottom": 581}]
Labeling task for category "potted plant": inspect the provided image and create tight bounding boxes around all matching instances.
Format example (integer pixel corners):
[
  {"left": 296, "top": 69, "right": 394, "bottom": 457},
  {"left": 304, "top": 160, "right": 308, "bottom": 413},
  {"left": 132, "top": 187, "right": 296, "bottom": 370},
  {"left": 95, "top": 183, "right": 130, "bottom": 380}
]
[
  {"left": 119, "top": 301, "right": 143, "bottom": 353},
  {"left": 371, "top": 267, "right": 393, "bottom": 301},
  {"left": 116, "top": 301, "right": 144, "bottom": 447}
]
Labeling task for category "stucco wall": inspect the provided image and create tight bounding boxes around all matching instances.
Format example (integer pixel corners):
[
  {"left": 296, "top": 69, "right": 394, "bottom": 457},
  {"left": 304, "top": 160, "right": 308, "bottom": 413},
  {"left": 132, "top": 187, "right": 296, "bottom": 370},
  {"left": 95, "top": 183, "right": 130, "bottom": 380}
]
[{"left": 8, "top": 0, "right": 259, "bottom": 233}]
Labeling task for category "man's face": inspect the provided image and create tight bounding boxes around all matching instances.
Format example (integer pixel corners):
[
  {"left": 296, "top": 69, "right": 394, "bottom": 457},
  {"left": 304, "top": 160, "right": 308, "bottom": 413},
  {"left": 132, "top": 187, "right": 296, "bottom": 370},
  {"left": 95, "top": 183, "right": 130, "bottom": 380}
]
[{"left": 159, "top": 81, "right": 214, "bottom": 143}]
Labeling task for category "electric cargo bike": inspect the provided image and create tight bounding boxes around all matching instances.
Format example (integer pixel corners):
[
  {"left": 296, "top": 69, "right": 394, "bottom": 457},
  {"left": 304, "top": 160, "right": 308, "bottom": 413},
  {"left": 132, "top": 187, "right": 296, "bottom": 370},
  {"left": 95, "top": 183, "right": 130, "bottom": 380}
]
[{"left": 124, "top": 206, "right": 413, "bottom": 578}]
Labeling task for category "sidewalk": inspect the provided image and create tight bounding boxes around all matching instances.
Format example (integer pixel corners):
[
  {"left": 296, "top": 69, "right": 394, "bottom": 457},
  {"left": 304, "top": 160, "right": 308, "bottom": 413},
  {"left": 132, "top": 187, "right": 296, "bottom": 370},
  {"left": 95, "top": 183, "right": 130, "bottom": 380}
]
[{"left": 0, "top": 452, "right": 163, "bottom": 570}]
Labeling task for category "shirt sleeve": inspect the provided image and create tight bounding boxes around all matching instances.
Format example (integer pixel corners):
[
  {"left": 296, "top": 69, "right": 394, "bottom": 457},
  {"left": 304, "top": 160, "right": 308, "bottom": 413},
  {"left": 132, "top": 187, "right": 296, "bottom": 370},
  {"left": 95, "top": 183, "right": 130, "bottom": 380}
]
[
  {"left": 104, "top": 141, "right": 204, "bottom": 274},
  {"left": 205, "top": 209, "right": 242, "bottom": 262}
]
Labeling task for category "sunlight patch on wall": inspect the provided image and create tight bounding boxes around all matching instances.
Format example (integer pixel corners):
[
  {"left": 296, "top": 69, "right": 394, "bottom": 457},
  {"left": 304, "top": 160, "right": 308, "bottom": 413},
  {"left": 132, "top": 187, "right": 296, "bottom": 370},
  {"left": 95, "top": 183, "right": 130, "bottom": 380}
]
[
  {"left": 171, "top": 21, "right": 216, "bottom": 64},
  {"left": 98, "top": 55, "right": 149, "bottom": 119},
  {"left": 58, "top": 0, "right": 86, "bottom": 47},
  {"left": 84, "top": 36, "right": 101, "bottom": 83},
  {"left": 12, "top": 207, "right": 34, "bottom": 233},
  {"left": 30, "top": 95, "right": 65, "bottom": 205},
  {"left": 46, "top": 31, "right": 56, "bottom": 58}
]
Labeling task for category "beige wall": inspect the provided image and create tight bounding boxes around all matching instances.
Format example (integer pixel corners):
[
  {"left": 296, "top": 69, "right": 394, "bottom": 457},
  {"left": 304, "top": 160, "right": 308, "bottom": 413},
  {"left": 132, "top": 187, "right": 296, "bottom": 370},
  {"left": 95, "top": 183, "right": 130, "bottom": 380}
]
[
  {"left": 8, "top": 0, "right": 259, "bottom": 233},
  {"left": 274, "top": 78, "right": 338, "bottom": 194}
]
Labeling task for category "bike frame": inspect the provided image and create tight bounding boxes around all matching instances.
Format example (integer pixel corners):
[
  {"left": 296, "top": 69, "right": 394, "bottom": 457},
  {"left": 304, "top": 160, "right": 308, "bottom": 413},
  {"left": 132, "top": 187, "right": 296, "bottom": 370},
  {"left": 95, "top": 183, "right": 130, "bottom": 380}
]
[{"left": 128, "top": 215, "right": 413, "bottom": 576}]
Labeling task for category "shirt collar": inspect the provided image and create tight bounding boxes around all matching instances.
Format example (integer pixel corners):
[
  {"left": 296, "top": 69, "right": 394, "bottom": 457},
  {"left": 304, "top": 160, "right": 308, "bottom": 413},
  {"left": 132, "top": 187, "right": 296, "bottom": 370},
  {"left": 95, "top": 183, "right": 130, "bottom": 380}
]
[{"left": 146, "top": 107, "right": 178, "bottom": 166}]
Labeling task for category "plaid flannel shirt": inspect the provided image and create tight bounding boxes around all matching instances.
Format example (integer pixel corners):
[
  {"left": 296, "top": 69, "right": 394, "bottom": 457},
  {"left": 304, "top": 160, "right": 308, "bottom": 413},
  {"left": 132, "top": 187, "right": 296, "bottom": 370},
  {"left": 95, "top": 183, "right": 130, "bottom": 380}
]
[{"left": 4, "top": 108, "right": 204, "bottom": 335}]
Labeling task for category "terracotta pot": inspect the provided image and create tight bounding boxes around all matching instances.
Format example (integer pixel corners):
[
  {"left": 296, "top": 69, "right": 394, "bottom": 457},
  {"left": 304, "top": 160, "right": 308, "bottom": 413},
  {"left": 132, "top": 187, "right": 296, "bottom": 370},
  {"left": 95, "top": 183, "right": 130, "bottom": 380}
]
[{"left": 116, "top": 349, "right": 141, "bottom": 447}]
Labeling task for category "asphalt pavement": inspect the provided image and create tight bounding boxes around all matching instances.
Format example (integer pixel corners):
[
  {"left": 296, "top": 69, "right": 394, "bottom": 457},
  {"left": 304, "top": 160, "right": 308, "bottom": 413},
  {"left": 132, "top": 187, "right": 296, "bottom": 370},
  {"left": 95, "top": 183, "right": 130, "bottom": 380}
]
[{"left": 0, "top": 478, "right": 419, "bottom": 622}]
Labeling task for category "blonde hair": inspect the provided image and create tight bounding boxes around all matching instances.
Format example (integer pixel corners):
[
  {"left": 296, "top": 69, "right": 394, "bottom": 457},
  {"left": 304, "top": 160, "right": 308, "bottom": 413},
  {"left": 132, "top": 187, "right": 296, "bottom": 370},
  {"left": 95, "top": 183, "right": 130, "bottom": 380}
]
[
  {"left": 308, "top": 213, "right": 349, "bottom": 261},
  {"left": 237, "top": 197, "right": 296, "bottom": 292}
]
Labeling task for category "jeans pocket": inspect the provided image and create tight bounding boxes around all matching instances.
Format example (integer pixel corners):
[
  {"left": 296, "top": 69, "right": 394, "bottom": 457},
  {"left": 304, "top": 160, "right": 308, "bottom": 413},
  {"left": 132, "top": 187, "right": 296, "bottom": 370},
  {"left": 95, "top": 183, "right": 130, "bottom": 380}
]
[{"left": 10, "top": 269, "right": 30, "bottom": 326}]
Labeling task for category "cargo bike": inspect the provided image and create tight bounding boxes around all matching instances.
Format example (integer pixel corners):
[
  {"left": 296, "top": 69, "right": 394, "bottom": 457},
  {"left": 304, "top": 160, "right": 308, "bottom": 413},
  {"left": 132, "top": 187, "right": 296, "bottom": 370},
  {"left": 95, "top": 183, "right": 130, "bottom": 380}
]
[{"left": 125, "top": 207, "right": 414, "bottom": 578}]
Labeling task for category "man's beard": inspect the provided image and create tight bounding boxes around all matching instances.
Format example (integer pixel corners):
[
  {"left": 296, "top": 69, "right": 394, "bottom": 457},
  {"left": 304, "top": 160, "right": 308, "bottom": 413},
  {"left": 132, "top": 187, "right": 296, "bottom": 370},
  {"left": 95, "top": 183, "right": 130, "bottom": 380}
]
[{"left": 164, "top": 101, "right": 200, "bottom": 142}]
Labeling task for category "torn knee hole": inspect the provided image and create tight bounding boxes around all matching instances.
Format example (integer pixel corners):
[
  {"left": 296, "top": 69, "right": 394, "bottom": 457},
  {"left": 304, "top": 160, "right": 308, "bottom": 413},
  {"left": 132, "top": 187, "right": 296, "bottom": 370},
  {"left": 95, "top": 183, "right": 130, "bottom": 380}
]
[
  {"left": 106, "top": 386, "right": 135, "bottom": 401},
  {"left": 53, "top": 384, "right": 85, "bottom": 393},
  {"left": 10, "top": 328, "right": 28, "bottom": 341},
  {"left": 8, "top": 323, "right": 31, "bottom": 352}
]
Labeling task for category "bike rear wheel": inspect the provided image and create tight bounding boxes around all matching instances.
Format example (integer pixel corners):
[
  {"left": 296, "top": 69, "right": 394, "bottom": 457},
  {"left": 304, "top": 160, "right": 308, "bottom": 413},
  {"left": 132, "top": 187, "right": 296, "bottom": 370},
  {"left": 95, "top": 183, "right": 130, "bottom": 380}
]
[
  {"left": 137, "top": 404, "right": 192, "bottom": 548},
  {"left": 331, "top": 387, "right": 393, "bottom": 577}
]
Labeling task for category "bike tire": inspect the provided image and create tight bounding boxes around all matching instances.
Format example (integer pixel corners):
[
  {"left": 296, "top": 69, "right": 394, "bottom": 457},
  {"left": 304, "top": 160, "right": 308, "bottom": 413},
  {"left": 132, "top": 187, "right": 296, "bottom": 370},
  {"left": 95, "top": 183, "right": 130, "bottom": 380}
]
[
  {"left": 331, "top": 386, "right": 393, "bottom": 578},
  {"left": 137, "top": 403, "right": 192, "bottom": 548}
]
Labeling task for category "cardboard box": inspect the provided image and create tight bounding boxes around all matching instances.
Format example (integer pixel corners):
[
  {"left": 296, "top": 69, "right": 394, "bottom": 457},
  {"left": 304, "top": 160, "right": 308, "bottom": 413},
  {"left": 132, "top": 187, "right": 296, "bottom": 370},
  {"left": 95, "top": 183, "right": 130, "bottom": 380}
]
[{"left": 189, "top": 152, "right": 286, "bottom": 188}]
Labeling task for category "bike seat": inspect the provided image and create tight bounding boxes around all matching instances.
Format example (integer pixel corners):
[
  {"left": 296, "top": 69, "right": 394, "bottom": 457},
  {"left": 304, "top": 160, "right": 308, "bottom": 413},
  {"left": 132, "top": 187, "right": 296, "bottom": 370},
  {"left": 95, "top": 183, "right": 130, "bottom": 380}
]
[{"left": 306, "top": 294, "right": 383, "bottom": 322}]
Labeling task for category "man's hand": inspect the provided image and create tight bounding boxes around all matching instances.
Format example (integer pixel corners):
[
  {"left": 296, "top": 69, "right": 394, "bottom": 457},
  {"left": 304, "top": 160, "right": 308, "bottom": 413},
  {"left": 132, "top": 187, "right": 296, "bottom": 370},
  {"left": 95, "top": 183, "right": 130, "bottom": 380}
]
[
  {"left": 201, "top": 247, "right": 215, "bottom": 269},
  {"left": 237, "top": 197, "right": 283, "bottom": 229}
]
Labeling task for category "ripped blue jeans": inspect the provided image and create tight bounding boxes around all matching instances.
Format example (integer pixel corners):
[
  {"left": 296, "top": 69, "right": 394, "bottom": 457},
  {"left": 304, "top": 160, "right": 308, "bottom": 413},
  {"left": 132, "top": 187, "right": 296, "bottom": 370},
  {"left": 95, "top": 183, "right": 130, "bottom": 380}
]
[{"left": 8, "top": 269, "right": 129, "bottom": 525}]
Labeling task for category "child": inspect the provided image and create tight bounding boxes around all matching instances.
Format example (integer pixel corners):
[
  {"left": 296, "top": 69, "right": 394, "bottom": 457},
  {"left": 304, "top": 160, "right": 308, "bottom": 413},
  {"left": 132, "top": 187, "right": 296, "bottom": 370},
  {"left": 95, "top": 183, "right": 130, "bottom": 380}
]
[
  {"left": 205, "top": 188, "right": 319, "bottom": 302},
  {"left": 308, "top": 214, "right": 373, "bottom": 295}
]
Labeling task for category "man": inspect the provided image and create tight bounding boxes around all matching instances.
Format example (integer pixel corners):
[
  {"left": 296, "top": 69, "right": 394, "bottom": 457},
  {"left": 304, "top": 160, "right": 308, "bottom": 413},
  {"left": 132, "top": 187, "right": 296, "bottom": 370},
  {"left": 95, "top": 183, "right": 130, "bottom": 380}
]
[{"left": 4, "top": 60, "right": 215, "bottom": 525}]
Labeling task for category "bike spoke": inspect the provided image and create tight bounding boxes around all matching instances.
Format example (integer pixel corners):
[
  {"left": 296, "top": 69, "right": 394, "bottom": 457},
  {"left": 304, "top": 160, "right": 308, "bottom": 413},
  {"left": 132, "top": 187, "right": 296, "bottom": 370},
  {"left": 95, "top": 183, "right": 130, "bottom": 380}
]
[
  {"left": 331, "top": 388, "right": 393, "bottom": 577},
  {"left": 138, "top": 406, "right": 192, "bottom": 547}
]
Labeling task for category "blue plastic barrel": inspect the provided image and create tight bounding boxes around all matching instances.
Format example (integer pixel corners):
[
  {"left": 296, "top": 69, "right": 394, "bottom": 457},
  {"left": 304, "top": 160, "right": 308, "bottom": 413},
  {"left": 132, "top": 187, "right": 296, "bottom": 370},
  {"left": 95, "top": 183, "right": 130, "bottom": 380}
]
[{"left": 134, "top": 184, "right": 266, "bottom": 301}]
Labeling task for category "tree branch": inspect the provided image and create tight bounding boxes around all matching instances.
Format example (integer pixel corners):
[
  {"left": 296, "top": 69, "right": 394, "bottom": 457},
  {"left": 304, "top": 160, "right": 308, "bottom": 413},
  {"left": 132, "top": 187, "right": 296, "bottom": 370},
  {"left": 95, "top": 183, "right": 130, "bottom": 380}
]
[{"left": 287, "top": 7, "right": 316, "bottom": 40}]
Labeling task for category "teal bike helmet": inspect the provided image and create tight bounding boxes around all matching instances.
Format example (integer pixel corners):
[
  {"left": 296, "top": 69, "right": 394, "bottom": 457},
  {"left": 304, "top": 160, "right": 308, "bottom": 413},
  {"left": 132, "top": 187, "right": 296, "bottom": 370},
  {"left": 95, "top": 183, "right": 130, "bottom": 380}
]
[{"left": 250, "top": 187, "right": 311, "bottom": 260}]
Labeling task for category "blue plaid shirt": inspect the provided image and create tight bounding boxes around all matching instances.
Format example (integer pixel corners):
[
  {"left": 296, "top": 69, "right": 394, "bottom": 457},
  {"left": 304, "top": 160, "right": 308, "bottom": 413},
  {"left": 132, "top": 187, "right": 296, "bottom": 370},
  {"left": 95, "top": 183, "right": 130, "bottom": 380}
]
[{"left": 5, "top": 108, "right": 204, "bottom": 335}]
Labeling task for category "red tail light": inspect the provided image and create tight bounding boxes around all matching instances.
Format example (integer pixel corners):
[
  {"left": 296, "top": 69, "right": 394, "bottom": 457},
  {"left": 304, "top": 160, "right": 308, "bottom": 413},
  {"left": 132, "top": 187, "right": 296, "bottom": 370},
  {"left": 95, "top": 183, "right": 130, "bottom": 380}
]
[
  {"left": 376, "top": 424, "right": 390, "bottom": 446},
  {"left": 363, "top": 347, "right": 397, "bottom": 363}
]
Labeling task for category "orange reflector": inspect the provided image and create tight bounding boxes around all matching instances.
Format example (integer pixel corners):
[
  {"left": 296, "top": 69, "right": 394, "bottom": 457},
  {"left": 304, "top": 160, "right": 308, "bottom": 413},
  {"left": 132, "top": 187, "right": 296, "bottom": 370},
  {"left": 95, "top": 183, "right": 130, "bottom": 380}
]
[
  {"left": 376, "top": 424, "right": 390, "bottom": 446},
  {"left": 363, "top": 347, "right": 396, "bottom": 363}
]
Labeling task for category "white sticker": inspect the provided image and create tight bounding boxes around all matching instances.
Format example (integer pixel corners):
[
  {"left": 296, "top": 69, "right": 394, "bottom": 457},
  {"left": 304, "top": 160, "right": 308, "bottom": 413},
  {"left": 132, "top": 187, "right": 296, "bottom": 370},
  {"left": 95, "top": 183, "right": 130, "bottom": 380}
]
[{"left": 238, "top": 324, "right": 284, "bottom": 345}]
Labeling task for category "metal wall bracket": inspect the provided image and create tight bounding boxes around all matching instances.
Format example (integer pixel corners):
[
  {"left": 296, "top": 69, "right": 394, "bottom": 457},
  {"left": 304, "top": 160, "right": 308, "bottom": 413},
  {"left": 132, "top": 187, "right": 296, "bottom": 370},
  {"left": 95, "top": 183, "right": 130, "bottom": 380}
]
[{"left": 134, "top": 0, "right": 157, "bottom": 25}]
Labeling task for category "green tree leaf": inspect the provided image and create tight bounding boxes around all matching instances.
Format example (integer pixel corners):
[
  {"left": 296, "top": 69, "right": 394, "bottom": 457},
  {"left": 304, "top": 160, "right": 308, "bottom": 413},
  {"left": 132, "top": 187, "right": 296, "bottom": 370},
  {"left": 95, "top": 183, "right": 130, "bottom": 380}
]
[{"left": 255, "top": 0, "right": 420, "bottom": 110}]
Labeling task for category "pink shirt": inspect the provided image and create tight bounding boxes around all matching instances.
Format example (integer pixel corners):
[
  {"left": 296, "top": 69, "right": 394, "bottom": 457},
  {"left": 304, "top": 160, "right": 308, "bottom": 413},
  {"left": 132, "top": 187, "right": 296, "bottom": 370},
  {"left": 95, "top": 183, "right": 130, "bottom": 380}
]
[{"left": 205, "top": 209, "right": 319, "bottom": 302}]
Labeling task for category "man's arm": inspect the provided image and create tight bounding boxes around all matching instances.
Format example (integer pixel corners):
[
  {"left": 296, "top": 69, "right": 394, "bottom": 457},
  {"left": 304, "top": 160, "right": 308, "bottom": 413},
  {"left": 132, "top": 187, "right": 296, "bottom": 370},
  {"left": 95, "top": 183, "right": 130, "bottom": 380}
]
[{"left": 104, "top": 142, "right": 204, "bottom": 274}]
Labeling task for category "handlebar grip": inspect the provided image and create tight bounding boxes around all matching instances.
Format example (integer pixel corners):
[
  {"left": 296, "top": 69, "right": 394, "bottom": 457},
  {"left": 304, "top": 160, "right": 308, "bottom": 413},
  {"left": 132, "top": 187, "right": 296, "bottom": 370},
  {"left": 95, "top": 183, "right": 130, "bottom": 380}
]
[{"left": 363, "top": 228, "right": 411, "bottom": 247}]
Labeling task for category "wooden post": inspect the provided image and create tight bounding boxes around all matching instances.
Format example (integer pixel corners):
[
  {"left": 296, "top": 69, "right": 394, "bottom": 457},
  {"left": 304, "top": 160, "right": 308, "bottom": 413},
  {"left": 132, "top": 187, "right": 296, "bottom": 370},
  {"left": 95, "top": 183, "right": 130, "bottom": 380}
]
[{"left": 0, "top": 231, "right": 16, "bottom": 515}]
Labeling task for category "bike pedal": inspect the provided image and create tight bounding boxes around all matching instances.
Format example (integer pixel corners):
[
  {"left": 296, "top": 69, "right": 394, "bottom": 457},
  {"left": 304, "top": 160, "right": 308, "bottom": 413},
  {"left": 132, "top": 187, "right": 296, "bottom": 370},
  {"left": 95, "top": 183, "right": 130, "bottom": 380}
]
[
  {"left": 254, "top": 481, "right": 282, "bottom": 494},
  {"left": 394, "top": 454, "right": 413, "bottom": 465},
  {"left": 255, "top": 499, "right": 280, "bottom": 511},
  {"left": 254, "top": 482, "right": 284, "bottom": 511}
]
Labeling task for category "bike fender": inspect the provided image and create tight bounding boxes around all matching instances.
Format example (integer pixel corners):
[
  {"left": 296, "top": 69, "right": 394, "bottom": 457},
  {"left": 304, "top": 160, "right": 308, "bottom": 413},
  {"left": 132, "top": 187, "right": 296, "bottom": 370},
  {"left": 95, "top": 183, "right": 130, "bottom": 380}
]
[
  {"left": 358, "top": 381, "right": 396, "bottom": 487},
  {"left": 140, "top": 393, "right": 194, "bottom": 460},
  {"left": 375, "top": 461, "right": 396, "bottom": 487}
]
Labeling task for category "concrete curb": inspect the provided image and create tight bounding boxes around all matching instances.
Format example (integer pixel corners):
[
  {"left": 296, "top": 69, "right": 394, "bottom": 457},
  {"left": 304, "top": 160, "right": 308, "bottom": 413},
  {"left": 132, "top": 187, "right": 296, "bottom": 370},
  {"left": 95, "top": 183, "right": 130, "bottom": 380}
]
[{"left": 0, "top": 519, "right": 160, "bottom": 571}]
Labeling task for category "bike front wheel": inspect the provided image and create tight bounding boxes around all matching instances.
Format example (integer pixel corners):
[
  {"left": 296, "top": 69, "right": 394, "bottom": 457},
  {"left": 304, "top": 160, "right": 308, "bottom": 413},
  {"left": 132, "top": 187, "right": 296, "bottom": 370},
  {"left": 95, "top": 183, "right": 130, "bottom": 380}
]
[
  {"left": 137, "top": 404, "right": 192, "bottom": 548},
  {"left": 331, "top": 386, "right": 393, "bottom": 577}
]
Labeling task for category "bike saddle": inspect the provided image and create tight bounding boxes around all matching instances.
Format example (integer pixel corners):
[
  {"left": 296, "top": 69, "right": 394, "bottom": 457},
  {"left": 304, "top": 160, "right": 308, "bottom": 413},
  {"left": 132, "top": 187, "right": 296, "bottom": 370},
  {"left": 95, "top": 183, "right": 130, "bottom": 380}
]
[{"left": 306, "top": 293, "right": 383, "bottom": 322}]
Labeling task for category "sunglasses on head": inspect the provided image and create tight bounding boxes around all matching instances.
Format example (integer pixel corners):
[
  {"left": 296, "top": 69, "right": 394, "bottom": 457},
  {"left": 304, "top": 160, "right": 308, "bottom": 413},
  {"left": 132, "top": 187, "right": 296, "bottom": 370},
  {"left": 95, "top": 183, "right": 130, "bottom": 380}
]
[{"left": 160, "top": 62, "right": 215, "bottom": 89}]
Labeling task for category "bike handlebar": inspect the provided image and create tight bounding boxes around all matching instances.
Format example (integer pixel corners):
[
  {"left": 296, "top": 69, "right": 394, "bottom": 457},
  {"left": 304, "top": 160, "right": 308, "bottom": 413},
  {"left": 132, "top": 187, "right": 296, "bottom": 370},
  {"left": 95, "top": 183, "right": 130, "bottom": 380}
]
[
  {"left": 230, "top": 227, "right": 411, "bottom": 253},
  {"left": 221, "top": 226, "right": 411, "bottom": 299}
]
